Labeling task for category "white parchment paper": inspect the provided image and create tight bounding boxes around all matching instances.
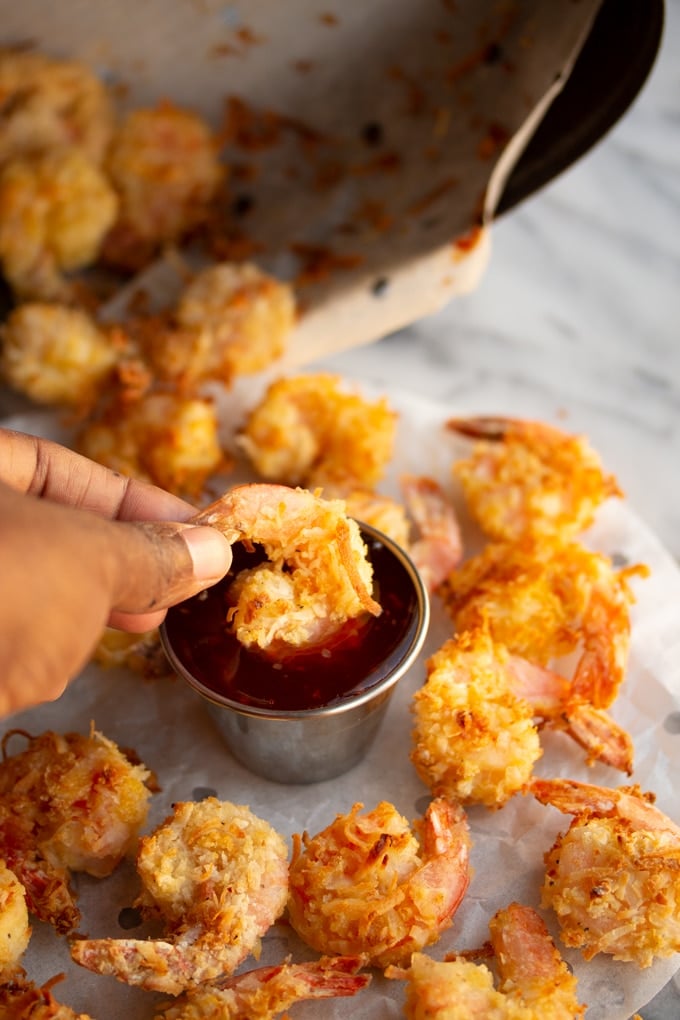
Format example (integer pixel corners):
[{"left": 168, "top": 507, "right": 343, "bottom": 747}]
[{"left": 3, "top": 384, "right": 680, "bottom": 1019}]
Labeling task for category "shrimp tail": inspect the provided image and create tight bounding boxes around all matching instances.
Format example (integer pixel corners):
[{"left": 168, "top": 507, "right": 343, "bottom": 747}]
[{"left": 70, "top": 935, "right": 215, "bottom": 995}]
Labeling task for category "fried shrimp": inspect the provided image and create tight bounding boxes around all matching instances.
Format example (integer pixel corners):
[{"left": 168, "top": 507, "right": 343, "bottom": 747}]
[
  {"left": 0, "top": 968, "right": 94, "bottom": 1019},
  {"left": 448, "top": 416, "right": 621, "bottom": 542},
  {"left": 193, "top": 483, "right": 381, "bottom": 653},
  {"left": 0, "top": 48, "right": 114, "bottom": 167},
  {"left": 411, "top": 627, "right": 543, "bottom": 809},
  {"left": 71, "top": 798, "right": 289, "bottom": 995},
  {"left": 441, "top": 538, "right": 648, "bottom": 709},
  {"left": 237, "top": 373, "right": 397, "bottom": 491},
  {"left": 0, "top": 728, "right": 153, "bottom": 934},
  {"left": 0, "top": 861, "right": 30, "bottom": 971},
  {"left": 0, "top": 302, "right": 119, "bottom": 411},
  {"left": 0, "top": 148, "right": 119, "bottom": 300},
  {"left": 154, "top": 955, "right": 371, "bottom": 1020},
  {"left": 528, "top": 778, "right": 680, "bottom": 966},
  {"left": 77, "top": 389, "right": 227, "bottom": 497},
  {"left": 287, "top": 797, "right": 471, "bottom": 968},
  {"left": 386, "top": 902, "right": 585, "bottom": 1019},
  {"left": 102, "top": 102, "right": 224, "bottom": 270}
]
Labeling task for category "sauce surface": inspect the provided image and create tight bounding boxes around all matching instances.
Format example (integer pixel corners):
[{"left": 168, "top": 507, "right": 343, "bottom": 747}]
[{"left": 164, "top": 534, "right": 421, "bottom": 711}]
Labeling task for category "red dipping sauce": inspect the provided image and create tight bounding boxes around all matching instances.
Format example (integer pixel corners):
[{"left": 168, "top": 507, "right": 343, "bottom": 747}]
[{"left": 163, "top": 529, "right": 422, "bottom": 712}]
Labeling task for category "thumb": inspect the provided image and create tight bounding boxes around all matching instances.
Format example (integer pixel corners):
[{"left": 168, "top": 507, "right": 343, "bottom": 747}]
[{"left": 106, "top": 520, "right": 232, "bottom": 620}]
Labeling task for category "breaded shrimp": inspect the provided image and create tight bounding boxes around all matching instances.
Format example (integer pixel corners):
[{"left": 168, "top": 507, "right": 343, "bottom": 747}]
[
  {"left": 102, "top": 102, "right": 224, "bottom": 270},
  {"left": 528, "top": 778, "right": 680, "bottom": 966},
  {"left": 287, "top": 797, "right": 471, "bottom": 968},
  {"left": 441, "top": 538, "right": 648, "bottom": 709},
  {"left": 0, "top": 967, "right": 94, "bottom": 1018},
  {"left": 0, "top": 48, "right": 114, "bottom": 167},
  {"left": 0, "top": 861, "right": 30, "bottom": 971},
  {"left": 136, "top": 262, "right": 295, "bottom": 389},
  {"left": 71, "top": 798, "right": 289, "bottom": 995},
  {"left": 386, "top": 902, "right": 585, "bottom": 1019},
  {"left": 154, "top": 955, "right": 371, "bottom": 1020},
  {"left": 238, "top": 373, "right": 397, "bottom": 491},
  {"left": 193, "top": 483, "right": 381, "bottom": 653},
  {"left": 448, "top": 416, "right": 621, "bottom": 542},
  {"left": 76, "top": 389, "right": 227, "bottom": 498},
  {"left": 0, "top": 302, "right": 119, "bottom": 411},
  {"left": 0, "top": 728, "right": 153, "bottom": 934},
  {"left": 0, "top": 148, "right": 119, "bottom": 300},
  {"left": 411, "top": 627, "right": 543, "bottom": 809}
]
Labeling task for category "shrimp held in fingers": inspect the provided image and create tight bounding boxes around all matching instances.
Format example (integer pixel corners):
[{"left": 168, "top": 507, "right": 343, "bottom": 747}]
[
  {"left": 528, "top": 777, "right": 680, "bottom": 966},
  {"left": 192, "top": 484, "right": 380, "bottom": 654},
  {"left": 155, "top": 955, "right": 371, "bottom": 1020},
  {"left": 287, "top": 797, "right": 471, "bottom": 968},
  {"left": 448, "top": 416, "right": 621, "bottom": 542},
  {"left": 71, "top": 798, "right": 289, "bottom": 994},
  {"left": 386, "top": 902, "right": 584, "bottom": 1019},
  {"left": 0, "top": 728, "right": 153, "bottom": 934}
]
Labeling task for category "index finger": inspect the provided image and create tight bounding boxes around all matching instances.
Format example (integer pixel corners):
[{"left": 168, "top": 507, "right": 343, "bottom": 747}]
[{"left": 0, "top": 428, "right": 197, "bottom": 522}]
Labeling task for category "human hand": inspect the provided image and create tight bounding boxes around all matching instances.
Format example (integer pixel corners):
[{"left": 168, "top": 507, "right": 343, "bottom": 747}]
[{"left": 0, "top": 428, "right": 232, "bottom": 717}]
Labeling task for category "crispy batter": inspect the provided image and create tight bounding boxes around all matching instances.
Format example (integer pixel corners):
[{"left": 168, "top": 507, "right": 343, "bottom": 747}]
[
  {"left": 0, "top": 967, "right": 94, "bottom": 1019},
  {"left": 0, "top": 862, "right": 30, "bottom": 971}
]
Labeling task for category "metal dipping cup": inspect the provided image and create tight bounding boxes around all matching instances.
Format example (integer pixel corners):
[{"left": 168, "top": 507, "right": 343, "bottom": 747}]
[{"left": 160, "top": 522, "right": 430, "bottom": 784}]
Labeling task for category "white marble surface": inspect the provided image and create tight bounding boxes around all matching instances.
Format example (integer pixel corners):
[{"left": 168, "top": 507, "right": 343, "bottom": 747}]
[
  {"left": 321, "top": 0, "right": 680, "bottom": 570},
  {"left": 318, "top": 5, "right": 680, "bottom": 1018}
]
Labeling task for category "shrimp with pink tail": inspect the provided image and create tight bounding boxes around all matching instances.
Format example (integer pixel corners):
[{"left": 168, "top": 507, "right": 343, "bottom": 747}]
[
  {"left": 411, "top": 625, "right": 632, "bottom": 811},
  {"left": 155, "top": 955, "right": 371, "bottom": 1020},
  {"left": 71, "top": 798, "right": 289, "bottom": 994},
  {"left": 287, "top": 797, "right": 471, "bottom": 968},
  {"left": 448, "top": 416, "right": 621, "bottom": 542},
  {"left": 528, "top": 778, "right": 680, "bottom": 966},
  {"left": 0, "top": 728, "right": 153, "bottom": 935},
  {"left": 192, "top": 484, "right": 381, "bottom": 655},
  {"left": 386, "top": 902, "right": 585, "bottom": 1019},
  {"left": 440, "top": 538, "right": 648, "bottom": 709}
]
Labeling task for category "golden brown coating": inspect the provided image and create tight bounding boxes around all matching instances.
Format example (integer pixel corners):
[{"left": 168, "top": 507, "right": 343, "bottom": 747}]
[{"left": 0, "top": 862, "right": 30, "bottom": 971}]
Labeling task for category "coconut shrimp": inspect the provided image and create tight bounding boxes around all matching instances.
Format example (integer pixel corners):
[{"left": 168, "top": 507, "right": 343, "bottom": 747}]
[
  {"left": 0, "top": 968, "right": 94, "bottom": 1019},
  {"left": 441, "top": 538, "right": 648, "bottom": 709},
  {"left": 448, "top": 416, "right": 621, "bottom": 542},
  {"left": 0, "top": 148, "right": 119, "bottom": 300},
  {"left": 155, "top": 955, "right": 371, "bottom": 1020},
  {"left": 0, "top": 48, "right": 114, "bottom": 168},
  {"left": 102, "top": 102, "right": 224, "bottom": 271},
  {"left": 287, "top": 797, "right": 471, "bottom": 968},
  {"left": 77, "top": 388, "right": 228, "bottom": 498},
  {"left": 387, "top": 902, "right": 584, "bottom": 1019},
  {"left": 238, "top": 373, "right": 397, "bottom": 492},
  {"left": 0, "top": 728, "right": 153, "bottom": 934},
  {"left": 92, "top": 627, "right": 170, "bottom": 680},
  {"left": 193, "top": 483, "right": 381, "bottom": 653},
  {"left": 71, "top": 798, "right": 289, "bottom": 995},
  {"left": 528, "top": 778, "right": 680, "bottom": 967},
  {"left": 140, "top": 262, "right": 296, "bottom": 388},
  {"left": 0, "top": 302, "right": 120, "bottom": 411},
  {"left": 0, "top": 862, "right": 30, "bottom": 971}
]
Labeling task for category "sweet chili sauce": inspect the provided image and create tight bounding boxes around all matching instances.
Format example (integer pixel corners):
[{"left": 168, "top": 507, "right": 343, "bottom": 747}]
[{"left": 163, "top": 532, "right": 421, "bottom": 712}]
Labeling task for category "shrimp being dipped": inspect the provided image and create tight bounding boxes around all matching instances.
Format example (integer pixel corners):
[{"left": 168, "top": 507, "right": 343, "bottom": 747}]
[
  {"left": 0, "top": 968, "right": 94, "bottom": 1019},
  {"left": 237, "top": 373, "right": 397, "bottom": 492},
  {"left": 448, "top": 416, "right": 621, "bottom": 542},
  {"left": 528, "top": 778, "right": 680, "bottom": 966},
  {"left": 155, "top": 955, "right": 371, "bottom": 1020},
  {"left": 0, "top": 49, "right": 114, "bottom": 168},
  {"left": 0, "top": 861, "right": 30, "bottom": 971},
  {"left": 71, "top": 798, "right": 289, "bottom": 995},
  {"left": 102, "top": 102, "right": 224, "bottom": 271},
  {"left": 193, "top": 484, "right": 381, "bottom": 654},
  {"left": 0, "top": 728, "right": 153, "bottom": 934},
  {"left": 287, "top": 797, "right": 471, "bottom": 968},
  {"left": 387, "top": 902, "right": 585, "bottom": 1019},
  {"left": 440, "top": 538, "right": 648, "bottom": 709}
]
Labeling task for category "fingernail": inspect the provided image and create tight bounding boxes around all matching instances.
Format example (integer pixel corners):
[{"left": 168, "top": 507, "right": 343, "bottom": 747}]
[{"left": 182, "top": 526, "right": 232, "bottom": 583}]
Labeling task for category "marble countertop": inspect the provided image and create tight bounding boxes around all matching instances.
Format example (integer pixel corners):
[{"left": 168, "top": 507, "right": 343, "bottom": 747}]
[{"left": 318, "top": 5, "right": 680, "bottom": 1018}]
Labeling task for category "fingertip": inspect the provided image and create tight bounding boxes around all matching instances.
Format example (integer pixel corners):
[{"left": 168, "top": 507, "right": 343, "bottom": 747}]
[{"left": 182, "top": 525, "right": 232, "bottom": 584}]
